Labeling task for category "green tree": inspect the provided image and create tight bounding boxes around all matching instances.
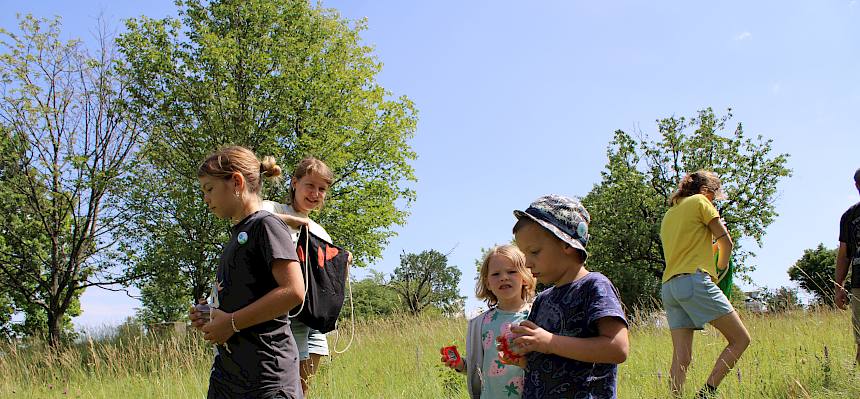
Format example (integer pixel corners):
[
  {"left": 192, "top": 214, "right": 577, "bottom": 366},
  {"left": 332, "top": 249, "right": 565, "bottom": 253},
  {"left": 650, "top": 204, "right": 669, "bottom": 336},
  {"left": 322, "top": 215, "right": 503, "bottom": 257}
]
[
  {"left": 788, "top": 244, "right": 837, "bottom": 307},
  {"left": 390, "top": 250, "right": 465, "bottom": 316},
  {"left": 0, "top": 15, "right": 144, "bottom": 345},
  {"left": 135, "top": 275, "right": 189, "bottom": 326},
  {"left": 116, "top": 0, "right": 417, "bottom": 320},
  {"left": 342, "top": 269, "right": 404, "bottom": 321},
  {"left": 583, "top": 108, "right": 791, "bottom": 307},
  {"left": 761, "top": 286, "right": 802, "bottom": 313}
]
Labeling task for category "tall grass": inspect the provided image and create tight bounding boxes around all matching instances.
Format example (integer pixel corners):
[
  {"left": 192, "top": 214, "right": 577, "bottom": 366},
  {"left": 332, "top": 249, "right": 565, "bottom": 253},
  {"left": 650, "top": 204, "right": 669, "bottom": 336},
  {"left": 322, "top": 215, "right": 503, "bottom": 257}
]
[{"left": 1, "top": 310, "right": 857, "bottom": 398}]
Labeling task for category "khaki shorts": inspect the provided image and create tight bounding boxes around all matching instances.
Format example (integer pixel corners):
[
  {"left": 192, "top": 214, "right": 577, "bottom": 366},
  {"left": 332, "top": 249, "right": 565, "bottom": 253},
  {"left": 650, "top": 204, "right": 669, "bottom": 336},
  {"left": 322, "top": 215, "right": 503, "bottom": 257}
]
[{"left": 852, "top": 289, "right": 860, "bottom": 345}]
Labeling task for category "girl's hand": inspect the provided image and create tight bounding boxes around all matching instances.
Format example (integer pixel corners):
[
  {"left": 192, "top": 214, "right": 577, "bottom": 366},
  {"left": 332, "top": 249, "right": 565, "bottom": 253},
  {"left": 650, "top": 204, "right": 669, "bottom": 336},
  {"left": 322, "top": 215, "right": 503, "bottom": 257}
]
[
  {"left": 202, "top": 308, "right": 236, "bottom": 345},
  {"left": 279, "top": 213, "right": 311, "bottom": 229},
  {"left": 497, "top": 346, "right": 527, "bottom": 368},
  {"left": 510, "top": 320, "right": 554, "bottom": 355},
  {"left": 188, "top": 300, "right": 208, "bottom": 331},
  {"left": 439, "top": 354, "right": 465, "bottom": 372}
]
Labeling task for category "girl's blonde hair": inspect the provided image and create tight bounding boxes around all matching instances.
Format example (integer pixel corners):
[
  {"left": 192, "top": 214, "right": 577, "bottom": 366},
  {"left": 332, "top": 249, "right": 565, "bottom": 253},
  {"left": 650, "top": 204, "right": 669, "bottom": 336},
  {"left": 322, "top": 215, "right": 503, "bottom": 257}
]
[
  {"left": 476, "top": 245, "right": 536, "bottom": 306},
  {"left": 198, "top": 146, "right": 282, "bottom": 194},
  {"left": 289, "top": 156, "right": 334, "bottom": 206},
  {"left": 668, "top": 170, "right": 724, "bottom": 205}
]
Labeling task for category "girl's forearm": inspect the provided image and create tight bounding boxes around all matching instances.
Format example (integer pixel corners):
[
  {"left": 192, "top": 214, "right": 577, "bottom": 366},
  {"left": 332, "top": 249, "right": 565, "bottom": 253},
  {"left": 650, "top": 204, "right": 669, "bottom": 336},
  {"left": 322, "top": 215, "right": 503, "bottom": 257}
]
[{"left": 232, "top": 287, "right": 303, "bottom": 331}]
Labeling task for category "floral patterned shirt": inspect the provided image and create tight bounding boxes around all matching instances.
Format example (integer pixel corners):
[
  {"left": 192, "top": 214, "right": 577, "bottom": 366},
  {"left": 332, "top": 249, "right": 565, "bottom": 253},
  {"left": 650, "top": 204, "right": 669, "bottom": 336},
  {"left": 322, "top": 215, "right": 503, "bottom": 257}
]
[{"left": 480, "top": 307, "right": 529, "bottom": 398}]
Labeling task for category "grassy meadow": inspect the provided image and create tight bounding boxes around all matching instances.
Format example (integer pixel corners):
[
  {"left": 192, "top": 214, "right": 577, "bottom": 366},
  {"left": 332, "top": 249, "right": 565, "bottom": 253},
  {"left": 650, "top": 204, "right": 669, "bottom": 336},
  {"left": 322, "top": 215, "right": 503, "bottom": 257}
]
[{"left": 1, "top": 309, "right": 858, "bottom": 398}]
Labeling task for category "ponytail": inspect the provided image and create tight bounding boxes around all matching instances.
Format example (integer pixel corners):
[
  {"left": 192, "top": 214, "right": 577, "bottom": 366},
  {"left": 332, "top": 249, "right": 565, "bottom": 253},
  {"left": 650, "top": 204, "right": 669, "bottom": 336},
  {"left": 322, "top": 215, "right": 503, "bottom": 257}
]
[{"left": 668, "top": 170, "right": 722, "bottom": 205}]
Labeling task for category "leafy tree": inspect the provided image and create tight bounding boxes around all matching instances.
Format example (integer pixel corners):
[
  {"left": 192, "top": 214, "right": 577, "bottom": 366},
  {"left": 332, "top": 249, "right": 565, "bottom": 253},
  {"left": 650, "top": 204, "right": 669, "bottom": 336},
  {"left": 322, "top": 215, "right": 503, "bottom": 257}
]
[
  {"left": 0, "top": 292, "right": 14, "bottom": 340},
  {"left": 582, "top": 108, "right": 791, "bottom": 307},
  {"left": 788, "top": 244, "right": 837, "bottom": 307},
  {"left": 135, "top": 275, "right": 189, "bottom": 326},
  {"left": 761, "top": 286, "right": 802, "bottom": 313},
  {"left": 342, "top": 269, "right": 404, "bottom": 321},
  {"left": 0, "top": 15, "right": 144, "bottom": 345},
  {"left": 116, "top": 0, "right": 417, "bottom": 321},
  {"left": 390, "top": 250, "right": 465, "bottom": 316},
  {"left": 720, "top": 283, "right": 748, "bottom": 311}
]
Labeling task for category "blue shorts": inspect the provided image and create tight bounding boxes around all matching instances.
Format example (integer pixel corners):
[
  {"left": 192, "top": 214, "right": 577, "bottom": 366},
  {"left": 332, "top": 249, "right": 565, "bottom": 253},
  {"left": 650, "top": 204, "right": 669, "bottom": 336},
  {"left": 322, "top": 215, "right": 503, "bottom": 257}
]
[
  {"left": 290, "top": 319, "right": 329, "bottom": 360},
  {"left": 661, "top": 270, "right": 734, "bottom": 330}
]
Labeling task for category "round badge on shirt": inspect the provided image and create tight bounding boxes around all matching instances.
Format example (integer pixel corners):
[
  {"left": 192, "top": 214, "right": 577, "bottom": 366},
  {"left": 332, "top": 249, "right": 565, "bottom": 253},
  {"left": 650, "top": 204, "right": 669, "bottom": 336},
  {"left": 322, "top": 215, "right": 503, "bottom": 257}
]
[{"left": 238, "top": 231, "right": 248, "bottom": 245}]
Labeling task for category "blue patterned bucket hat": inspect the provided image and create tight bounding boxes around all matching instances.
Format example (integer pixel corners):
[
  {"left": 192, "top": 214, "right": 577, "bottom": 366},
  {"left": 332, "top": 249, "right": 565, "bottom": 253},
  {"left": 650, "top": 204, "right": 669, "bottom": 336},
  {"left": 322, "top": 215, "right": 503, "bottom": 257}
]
[{"left": 514, "top": 194, "right": 590, "bottom": 260}]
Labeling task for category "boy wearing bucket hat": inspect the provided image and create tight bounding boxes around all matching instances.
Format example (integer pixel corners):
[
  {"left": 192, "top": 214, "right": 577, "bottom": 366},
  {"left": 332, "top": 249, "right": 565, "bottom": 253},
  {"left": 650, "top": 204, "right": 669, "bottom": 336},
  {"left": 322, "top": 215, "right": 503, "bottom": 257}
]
[{"left": 505, "top": 194, "right": 629, "bottom": 399}]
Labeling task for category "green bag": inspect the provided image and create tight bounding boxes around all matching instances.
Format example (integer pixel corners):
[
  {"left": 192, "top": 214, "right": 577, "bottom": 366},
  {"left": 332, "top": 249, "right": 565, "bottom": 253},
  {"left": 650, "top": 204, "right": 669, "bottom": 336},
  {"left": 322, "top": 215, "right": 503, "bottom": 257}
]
[{"left": 713, "top": 248, "right": 734, "bottom": 299}]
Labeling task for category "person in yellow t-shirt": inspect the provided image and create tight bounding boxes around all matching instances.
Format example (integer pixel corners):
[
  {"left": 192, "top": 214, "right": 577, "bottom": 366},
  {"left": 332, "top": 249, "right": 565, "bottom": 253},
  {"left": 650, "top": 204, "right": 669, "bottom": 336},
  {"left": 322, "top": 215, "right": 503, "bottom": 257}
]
[{"left": 659, "top": 171, "right": 750, "bottom": 399}]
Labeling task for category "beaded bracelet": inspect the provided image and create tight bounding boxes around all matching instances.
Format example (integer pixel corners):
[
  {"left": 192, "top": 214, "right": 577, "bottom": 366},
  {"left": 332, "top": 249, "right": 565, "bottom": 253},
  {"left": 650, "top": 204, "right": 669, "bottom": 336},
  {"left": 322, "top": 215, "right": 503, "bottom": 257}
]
[{"left": 230, "top": 313, "right": 240, "bottom": 333}]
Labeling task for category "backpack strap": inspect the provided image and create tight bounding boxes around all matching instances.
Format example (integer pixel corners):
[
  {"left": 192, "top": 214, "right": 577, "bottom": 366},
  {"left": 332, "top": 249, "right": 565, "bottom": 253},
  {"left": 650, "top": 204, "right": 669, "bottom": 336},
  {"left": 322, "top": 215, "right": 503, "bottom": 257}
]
[{"left": 288, "top": 224, "right": 311, "bottom": 318}]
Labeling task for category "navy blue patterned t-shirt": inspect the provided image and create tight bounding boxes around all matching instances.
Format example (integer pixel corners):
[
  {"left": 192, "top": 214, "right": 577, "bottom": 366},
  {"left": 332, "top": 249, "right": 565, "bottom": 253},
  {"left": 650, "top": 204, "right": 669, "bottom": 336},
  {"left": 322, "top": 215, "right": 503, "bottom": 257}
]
[{"left": 523, "top": 272, "right": 627, "bottom": 399}]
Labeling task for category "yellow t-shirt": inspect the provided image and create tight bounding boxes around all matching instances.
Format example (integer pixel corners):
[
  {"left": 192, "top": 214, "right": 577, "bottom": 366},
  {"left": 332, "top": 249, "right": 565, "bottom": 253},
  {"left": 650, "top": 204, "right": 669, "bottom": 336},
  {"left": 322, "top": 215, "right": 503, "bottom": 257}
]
[{"left": 660, "top": 194, "right": 720, "bottom": 282}]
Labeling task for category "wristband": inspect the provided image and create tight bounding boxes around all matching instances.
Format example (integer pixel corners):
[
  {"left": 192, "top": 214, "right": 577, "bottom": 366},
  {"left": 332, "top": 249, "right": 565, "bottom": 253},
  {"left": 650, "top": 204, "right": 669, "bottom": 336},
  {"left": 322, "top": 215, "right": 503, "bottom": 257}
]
[{"left": 230, "top": 312, "right": 240, "bottom": 333}]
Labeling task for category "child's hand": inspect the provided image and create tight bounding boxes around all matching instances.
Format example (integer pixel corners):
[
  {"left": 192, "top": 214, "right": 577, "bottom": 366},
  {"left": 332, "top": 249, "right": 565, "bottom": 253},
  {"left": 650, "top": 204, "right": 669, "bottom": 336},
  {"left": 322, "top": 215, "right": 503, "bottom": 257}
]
[
  {"left": 440, "top": 354, "right": 465, "bottom": 372},
  {"left": 497, "top": 344, "right": 527, "bottom": 368},
  {"left": 510, "top": 320, "right": 554, "bottom": 355},
  {"left": 496, "top": 331, "right": 527, "bottom": 369},
  {"left": 189, "top": 306, "right": 205, "bottom": 331},
  {"left": 188, "top": 298, "right": 209, "bottom": 331},
  {"left": 439, "top": 346, "right": 464, "bottom": 372},
  {"left": 279, "top": 213, "right": 311, "bottom": 229},
  {"left": 202, "top": 308, "right": 236, "bottom": 345},
  {"left": 498, "top": 351, "right": 527, "bottom": 368}
]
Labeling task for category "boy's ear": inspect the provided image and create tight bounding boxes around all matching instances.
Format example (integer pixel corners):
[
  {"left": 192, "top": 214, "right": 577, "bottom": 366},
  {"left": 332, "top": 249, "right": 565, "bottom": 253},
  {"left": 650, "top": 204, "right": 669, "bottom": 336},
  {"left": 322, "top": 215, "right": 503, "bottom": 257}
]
[
  {"left": 561, "top": 243, "right": 584, "bottom": 261},
  {"left": 561, "top": 242, "right": 575, "bottom": 254}
]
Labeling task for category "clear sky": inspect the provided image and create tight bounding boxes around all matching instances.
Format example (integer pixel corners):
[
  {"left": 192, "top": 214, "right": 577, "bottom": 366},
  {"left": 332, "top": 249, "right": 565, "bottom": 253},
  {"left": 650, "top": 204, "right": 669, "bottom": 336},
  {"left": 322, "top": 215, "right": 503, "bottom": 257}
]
[{"left": 2, "top": 0, "right": 859, "bottom": 330}]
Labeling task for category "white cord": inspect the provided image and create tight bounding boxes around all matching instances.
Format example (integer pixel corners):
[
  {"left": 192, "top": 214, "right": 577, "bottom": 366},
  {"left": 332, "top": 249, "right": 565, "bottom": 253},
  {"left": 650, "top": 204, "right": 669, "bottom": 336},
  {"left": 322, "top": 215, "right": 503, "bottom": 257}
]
[
  {"left": 288, "top": 225, "right": 311, "bottom": 318},
  {"left": 332, "top": 267, "right": 356, "bottom": 354}
]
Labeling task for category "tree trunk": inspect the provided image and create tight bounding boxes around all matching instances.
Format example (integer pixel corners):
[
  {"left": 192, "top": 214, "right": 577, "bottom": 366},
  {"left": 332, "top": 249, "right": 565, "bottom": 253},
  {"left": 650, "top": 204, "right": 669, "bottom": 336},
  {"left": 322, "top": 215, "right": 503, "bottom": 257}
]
[{"left": 47, "top": 311, "right": 62, "bottom": 348}]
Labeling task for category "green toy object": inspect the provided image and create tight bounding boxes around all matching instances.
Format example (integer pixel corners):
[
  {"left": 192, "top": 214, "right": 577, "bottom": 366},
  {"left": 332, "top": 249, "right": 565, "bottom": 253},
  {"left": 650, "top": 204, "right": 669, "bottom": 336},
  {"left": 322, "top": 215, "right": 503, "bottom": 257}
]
[{"left": 713, "top": 244, "right": 734, "bottom": 299}]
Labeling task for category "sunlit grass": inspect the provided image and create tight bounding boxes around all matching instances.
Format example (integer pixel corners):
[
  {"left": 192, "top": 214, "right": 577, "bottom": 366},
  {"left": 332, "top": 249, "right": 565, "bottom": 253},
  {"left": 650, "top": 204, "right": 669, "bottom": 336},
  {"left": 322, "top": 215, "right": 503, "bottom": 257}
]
[{"left": 1, "top": 310, "right": 857, "bottom": 398}]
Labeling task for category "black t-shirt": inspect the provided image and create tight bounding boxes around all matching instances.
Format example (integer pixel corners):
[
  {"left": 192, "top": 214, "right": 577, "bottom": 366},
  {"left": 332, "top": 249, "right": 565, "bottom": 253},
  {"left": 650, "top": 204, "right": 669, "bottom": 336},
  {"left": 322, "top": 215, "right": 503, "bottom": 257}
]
[
  {"left": 841, "top": 202, "right": 860, "bottom": 288},
  {"left": 209, "top": 210, "right": 302, "bottom": 398}
]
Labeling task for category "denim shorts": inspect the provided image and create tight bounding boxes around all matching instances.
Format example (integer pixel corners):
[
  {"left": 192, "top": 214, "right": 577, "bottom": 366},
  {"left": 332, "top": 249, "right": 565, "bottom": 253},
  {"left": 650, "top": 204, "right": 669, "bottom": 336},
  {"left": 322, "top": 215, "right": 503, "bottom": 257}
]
[
  {"left": 290, "top": 319, "right": 329, "bottom": 360},
  {"left": 661, "top": 270, "right": 734, "bottom": 330}
]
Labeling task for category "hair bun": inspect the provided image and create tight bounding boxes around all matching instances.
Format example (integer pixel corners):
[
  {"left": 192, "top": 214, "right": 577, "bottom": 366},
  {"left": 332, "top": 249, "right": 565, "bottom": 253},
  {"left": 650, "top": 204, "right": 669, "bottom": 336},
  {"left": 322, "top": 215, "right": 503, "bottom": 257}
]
[{"left": 260, "top": 156, "right": 282, "bottom": 179}]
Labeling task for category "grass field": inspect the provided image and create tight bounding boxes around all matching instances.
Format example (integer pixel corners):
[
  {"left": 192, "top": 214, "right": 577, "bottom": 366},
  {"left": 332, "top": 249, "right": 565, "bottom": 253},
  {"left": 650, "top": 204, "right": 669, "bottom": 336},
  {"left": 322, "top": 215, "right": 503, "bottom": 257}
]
[{"left": 1, "top": 309, "right": 857, "bottom": 398}]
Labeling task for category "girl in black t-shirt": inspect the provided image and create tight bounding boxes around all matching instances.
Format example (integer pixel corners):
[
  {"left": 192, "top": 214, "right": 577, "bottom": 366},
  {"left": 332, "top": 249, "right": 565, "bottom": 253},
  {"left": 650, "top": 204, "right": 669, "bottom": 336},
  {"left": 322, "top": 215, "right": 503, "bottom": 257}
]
[{"left": 190, "top": 146, "right": 305, "bottom": 399}]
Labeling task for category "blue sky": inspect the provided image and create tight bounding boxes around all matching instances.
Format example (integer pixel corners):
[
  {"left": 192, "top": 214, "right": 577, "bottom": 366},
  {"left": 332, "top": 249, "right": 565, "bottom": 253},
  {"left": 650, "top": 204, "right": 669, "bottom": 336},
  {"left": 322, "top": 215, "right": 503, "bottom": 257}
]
[{"left": 2, "top": 0, "right": 859, "bottom": 330}]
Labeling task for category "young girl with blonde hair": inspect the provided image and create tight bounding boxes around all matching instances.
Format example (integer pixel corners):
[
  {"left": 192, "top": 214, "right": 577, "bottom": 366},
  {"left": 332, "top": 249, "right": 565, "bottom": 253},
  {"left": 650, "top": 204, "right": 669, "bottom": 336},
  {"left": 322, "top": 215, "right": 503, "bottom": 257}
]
[{"left": 441, "top": 244, "right": 536, "bottom": 399}]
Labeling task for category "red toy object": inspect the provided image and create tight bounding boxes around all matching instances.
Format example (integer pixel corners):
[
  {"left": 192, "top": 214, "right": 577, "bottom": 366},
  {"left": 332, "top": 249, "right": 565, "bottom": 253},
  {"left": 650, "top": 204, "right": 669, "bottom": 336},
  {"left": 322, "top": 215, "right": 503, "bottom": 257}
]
[
  {"left": 440, "top": 345, "right": 462, "bottom": 365},
  {"left": 497, "top": 332, "right": 522, "bottom": 362}
]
